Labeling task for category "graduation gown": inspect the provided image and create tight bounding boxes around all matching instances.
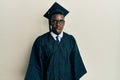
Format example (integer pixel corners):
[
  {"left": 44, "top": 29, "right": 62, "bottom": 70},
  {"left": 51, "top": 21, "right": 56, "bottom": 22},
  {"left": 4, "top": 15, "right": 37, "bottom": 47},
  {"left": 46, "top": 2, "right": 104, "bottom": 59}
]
[{"left": 25, "top": 32, "right": 87, "bottom": 80}]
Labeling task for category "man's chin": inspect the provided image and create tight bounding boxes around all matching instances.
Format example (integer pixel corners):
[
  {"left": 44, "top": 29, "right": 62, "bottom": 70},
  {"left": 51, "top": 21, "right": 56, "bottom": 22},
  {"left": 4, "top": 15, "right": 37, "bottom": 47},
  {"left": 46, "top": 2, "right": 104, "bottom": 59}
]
[
  {"left": 56, "top": 30, "right": 62, "bottom": 34},
  {"left": 52, "top": 30, "right": 62, "bottom": 35}
]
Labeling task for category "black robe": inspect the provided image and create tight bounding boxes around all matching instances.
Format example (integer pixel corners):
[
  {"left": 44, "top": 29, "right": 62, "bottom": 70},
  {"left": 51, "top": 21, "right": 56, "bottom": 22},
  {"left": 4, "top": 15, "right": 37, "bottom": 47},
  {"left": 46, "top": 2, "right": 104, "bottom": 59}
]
[{"left": 25, "top": 32, "right": 87, "bottom": 80}]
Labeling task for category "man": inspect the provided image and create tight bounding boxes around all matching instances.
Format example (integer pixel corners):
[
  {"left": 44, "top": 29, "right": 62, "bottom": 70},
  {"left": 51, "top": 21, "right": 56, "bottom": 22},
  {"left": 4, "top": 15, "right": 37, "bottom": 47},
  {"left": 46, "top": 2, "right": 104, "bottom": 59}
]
[{"left": 25, "top": 2, "right": 87, "bottom": 80}]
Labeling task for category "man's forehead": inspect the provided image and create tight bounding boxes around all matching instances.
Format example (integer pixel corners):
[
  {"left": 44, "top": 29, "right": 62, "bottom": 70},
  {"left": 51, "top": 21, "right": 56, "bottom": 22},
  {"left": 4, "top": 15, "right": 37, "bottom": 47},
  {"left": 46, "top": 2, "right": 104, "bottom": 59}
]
[{"left": 51, "top": 14, "right": 65, "bottom": 20}]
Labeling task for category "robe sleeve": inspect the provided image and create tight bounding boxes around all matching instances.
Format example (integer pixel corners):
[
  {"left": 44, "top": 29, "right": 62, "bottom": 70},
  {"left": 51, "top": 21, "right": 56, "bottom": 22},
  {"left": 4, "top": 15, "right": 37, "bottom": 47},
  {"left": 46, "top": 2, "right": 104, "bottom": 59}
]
[
  {"left": 25, "top": 38, "right": 44, "bottom": 80},
  {"left": 70, "top": 36, "right": 87, "bottom": 80}
]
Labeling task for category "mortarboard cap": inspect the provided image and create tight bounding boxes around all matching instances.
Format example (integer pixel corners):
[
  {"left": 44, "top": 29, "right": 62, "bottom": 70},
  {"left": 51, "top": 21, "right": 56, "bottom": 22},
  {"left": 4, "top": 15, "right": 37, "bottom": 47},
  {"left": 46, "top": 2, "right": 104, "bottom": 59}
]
[{"left": 44, "top": 2, "right": 69, "bottom": 19}]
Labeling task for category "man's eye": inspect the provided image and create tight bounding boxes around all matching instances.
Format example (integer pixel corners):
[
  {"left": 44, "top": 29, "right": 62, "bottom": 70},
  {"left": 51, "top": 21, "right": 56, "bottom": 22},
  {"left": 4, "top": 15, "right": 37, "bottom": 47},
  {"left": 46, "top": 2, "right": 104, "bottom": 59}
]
[{"left": 51, "top": 20, "right": 65, "bottom": 23}]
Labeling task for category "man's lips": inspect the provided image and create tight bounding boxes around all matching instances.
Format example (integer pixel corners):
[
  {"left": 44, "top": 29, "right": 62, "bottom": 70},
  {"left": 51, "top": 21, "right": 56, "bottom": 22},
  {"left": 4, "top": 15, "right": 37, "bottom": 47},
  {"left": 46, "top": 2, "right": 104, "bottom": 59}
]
[{"left": 56, "top": 28, "right": 62, "bottom": 31}]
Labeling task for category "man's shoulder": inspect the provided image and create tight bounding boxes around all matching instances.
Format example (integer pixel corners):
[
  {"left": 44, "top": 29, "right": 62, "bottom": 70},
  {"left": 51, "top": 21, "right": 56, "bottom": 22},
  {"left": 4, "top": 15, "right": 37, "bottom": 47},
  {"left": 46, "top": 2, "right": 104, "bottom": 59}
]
[
  {"left": 34, "top": 32, "right": 50, "bottom": 43},
  {"left": 63, "top": 32, "right": 77, "bottom": 43},
  {"left": 63, "top": 32, "right": 71, "bottom": 37},
  {"left": 37, "top": 32, "right": 50, "bottom": 39},
  {"left": 63, "top": 32, "right": 75, "bottom": 39}
]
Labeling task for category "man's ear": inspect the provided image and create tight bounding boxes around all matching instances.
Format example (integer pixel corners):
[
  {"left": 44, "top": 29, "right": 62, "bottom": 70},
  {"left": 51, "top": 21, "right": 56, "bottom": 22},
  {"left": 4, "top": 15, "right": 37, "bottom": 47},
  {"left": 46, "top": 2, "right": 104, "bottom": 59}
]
[
  {"left": 49, "top": 25, "right": 52, "bottom": 32},
  {"left": 49, "top": 20, "right": 52, "bottom": 32}
]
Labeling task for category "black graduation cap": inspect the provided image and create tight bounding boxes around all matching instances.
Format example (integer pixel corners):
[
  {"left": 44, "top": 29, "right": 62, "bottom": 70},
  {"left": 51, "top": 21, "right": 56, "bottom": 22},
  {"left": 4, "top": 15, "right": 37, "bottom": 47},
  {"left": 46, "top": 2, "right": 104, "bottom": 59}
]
[{"left": 44, "top": 2, "right": 69, "bottom": 19}]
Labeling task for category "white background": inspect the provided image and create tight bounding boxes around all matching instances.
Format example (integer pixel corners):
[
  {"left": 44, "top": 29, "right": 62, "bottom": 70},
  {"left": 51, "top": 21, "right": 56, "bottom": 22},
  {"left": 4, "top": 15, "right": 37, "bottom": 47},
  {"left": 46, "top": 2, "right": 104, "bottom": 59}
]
[{"left": 0, "top": 0, "right": 120, "bottom": 80}]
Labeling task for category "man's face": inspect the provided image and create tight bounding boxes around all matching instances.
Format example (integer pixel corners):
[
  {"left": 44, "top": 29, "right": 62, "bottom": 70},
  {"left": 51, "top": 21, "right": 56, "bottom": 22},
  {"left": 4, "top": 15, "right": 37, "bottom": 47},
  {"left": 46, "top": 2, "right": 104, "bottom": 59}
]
[{"left": 50, "top": 14, "right": 65, "bottom": 35}]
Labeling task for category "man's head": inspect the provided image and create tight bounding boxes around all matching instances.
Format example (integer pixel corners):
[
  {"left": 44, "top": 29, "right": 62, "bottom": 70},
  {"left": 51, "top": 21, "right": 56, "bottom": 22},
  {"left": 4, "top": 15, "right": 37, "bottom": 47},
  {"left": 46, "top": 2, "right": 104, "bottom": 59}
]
[
  {"left": 50, "top": 13, "right": 65, "bottom": 35},
  {"left": 44, "top": 2, "right": 69, "bottom": 35}
]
